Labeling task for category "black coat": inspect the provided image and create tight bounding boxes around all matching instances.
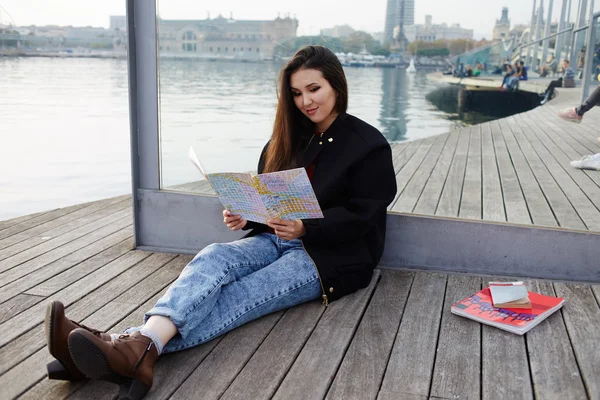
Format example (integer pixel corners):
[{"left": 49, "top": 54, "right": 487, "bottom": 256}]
[{"left": 244, "top": 113, "right": 397, "bottom": 304}]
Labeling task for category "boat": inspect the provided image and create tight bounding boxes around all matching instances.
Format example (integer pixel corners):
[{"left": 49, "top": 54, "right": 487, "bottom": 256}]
[{"left": 407, "top": 58, "right": 417, "bottom": 73}]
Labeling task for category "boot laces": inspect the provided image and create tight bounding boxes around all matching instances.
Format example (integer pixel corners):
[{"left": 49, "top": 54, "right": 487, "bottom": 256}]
[{"left": 73, "top": 320, "right": 104, "bottom": 337}]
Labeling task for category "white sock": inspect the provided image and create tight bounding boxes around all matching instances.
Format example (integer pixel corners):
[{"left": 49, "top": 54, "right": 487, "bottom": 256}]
[
  {"left": 111, "top": 329, "right": 164, "bottom": 355},
  {"left": 139, "top": 327, "right": 164, "bottom": 355}
]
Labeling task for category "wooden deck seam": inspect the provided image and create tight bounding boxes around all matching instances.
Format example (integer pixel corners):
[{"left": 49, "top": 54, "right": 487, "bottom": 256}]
[
  {"left": 373, "top": 272, "right": 417, "bottom": 400},
  {"left": 434, "top": 129, "right": 468, "bottom": 217},
  {"left": 489, "top": 122, "right": 510, "bottom": 222},
  {"left": 425, "top": 275, "right": 450, "bottom": 399},
  {"left": 497, "top": 119, "right": 536, "bottom": 225},
  {"left": 516, "top": 113, "right": 599, "bottom": 230},
  {"left": 321, "top": 272, "right": 384, "bottom": 399}
]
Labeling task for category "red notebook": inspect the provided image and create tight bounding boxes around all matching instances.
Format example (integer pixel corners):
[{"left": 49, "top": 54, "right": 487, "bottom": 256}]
[{"left": 451, "top": 287, "right": 564, "bottom": 335}]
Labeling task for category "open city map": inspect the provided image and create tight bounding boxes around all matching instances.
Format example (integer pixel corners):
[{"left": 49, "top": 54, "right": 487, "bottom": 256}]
[{"left": 188, "top": 147, "right": 323, "bottom": 224}]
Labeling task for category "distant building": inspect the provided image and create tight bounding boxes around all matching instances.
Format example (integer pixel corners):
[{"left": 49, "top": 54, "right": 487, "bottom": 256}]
[
  {"left": 320, "top": 25, "right": 355, "bottom": 38},
  {"left": 157, "top": 14, "right": 298, "bottom": 59},
  {"left": 384, "top": 0, "right": 415, "bottom": 43},
  {"left": 402, "top": 15, "right": 473, "bottom": 42},
  {"left": 493, "top": 7, "right": 511, "bottom": 40}
]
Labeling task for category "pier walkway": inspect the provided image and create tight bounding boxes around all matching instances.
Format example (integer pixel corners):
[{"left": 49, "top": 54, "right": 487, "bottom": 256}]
[{"left": 0, "top": 198, "right": 599, "bottom": 399}]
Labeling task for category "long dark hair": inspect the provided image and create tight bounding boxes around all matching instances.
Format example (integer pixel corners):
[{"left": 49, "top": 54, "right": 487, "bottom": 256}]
[{"left": 263, "top": 45, "right": 348, "bottom": 173}]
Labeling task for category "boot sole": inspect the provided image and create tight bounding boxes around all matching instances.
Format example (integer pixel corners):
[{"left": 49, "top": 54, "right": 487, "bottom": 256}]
[
  {"left": 68, "top": 331, "right": 124, "bottom": 385},
  {"left": 44, "top": 302, "right": 56, "bottom": 357}
]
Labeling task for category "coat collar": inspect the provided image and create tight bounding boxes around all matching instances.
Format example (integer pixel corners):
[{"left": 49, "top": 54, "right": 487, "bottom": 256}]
[{"left": 300, "top": 113, "right": 346, "bottom": 168}]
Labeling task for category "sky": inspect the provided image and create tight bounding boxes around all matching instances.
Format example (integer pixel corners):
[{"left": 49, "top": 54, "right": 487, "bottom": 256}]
[{"left": 0, "top": 0, "right": 597, "bottom": 39}]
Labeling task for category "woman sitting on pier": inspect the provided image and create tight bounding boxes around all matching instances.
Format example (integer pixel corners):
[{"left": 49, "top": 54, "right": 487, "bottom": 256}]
[
  {"left": 558, "top": 85, "right": 600, "bottom": 170},
  {"left": 43, "top": 45, "right": 397, "bottom": 400},
  {"left": 540, "top": 59, "right": 575, "bottom": 105}
]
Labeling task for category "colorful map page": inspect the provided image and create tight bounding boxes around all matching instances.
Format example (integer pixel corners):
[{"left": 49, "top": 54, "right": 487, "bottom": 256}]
[
  {"left": 207, "top": 172, "right": 270, "bottom": 223},
  {"left": 256, "top": 168, "right": 323, "bottom": 220}
]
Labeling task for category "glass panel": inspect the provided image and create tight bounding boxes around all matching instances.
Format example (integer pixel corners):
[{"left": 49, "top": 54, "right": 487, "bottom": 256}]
[{"left": 156, "top": 1, "right": 484, "bottom": 194}]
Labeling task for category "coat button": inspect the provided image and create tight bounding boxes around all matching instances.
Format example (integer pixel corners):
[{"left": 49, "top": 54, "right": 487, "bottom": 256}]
[
  {"left": 329, "top": 287, "right": 334, "bottom": 293},
  {"left": 328, "top": 138, "right": 333, "bottom": 142},
  {"left": 319, "top": 141, "right": 323, "bottom": 145}
]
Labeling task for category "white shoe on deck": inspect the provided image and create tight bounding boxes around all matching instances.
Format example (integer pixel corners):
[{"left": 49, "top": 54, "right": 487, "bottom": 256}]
[{"left": 570, "top": 154, "right": 600, "bottom": 170}]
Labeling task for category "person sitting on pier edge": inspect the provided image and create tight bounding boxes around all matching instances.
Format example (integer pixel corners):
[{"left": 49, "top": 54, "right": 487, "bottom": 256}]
[
  {"left": 504, "top": 62, "right": 522, "bottom": 90},
  {"left": 540, "top": 59, "right": 575, "bottom": 105},
  {"left": 557, "top": 84, "right": 600, "bottom": 170},
  {"left": 519, "top": 60, "right": 528, "bottom": 81},
  {"left": 42, "top": 45, "right": 398, "bottom": 400},
  {"left": 500, "top": 64, "right": 513, "bottom": 88}
]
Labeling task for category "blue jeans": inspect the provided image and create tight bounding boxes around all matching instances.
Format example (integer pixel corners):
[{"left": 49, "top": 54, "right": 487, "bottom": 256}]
[{"left": 125, "top": 233, "right": 322, "bottom": 353}]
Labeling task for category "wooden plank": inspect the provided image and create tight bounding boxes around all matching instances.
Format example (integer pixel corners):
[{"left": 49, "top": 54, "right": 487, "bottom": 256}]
[
  {"left": 429, "top": 274, "right": 482, "bottom": 400},
  {"left": 0, "top": 212, "right": 132, "bottom": 286},
  {"left": 499, "top": 118, "right": 558, "bottom": 227},
  {"left": 524, "top": 111, "right": 600, "bottom": 209},
  {"left": 0, "top": 210, "right": 52, "bottom": 232},
  {"left": 391, "top": 134, "right": 448, "bottom": 213},
  {"left": 0, "top": 199, "right": 130, "bottom": 261},
  {"left": 490, "top": 120, "right": 531, "bottom": 224},
  {"left": 378, "top": 391, "right": 427, "bottom": 400},
  {"left": 436, "top": 126, "right": 470, "bottom": 217},
  {"left": 272, "top": 271, "right": 381, "bottom": 400},
  {"left": 389, "top": 137, "right": 439, "bottom": 207},
  {"left": 0, "top": 251, "right": 169, "bottom": 378},
  {"left": 553, "top": 283, "right": 600, "bottom": 399},
  {"left": 0, "top": 254, "right": 182, "bottom": 400},
  {"left": 0, "top": 250, "right": 156, "bottom": 360},
  {"left": 325, "top": 271, "right": 414, "bottom": 400},
  {"left": 481, "top": 122, "right": 506, "bottom": 222},
  {"left": 222, "top": 301, "right": 327, "bottom": 400},
  {"left": 413, "top": 130, "right": 461, "bottom": 215},
  {"left": 24, "top": 235, "right": 134, "bottom": 297},
  {"left": 392, "top": 140, "right": 425, "bottom": 175},
  {"left": 481, "top": 276, "right": 533, "bottom": 400},
  {"left": 170, "top": 312, "right": 285, "bottom": 400},
  {"left": 379, "top": 272, "right": 447, "bottom": 398},
  {"left": 535, "top": 106, "right": 600, "bottom": 154},
  {"left": 0, "top": 229, "right": 133, "bottom": 306},
  {"left": 459, "top": 125, "right": 482, "bottom": 219},
  {"left": 506, "top": 116, "right": 586, "bottom": 230},
  {"left": 0, "top": 195, "right": 129, "bottom": 243},
  {"left": 515, "top": 113, "right": 600, "bottom": 230},
  {"left": 0, "top": 294, "right": 44, "bottom": 324},
  {"left": 525, "top": 280, "right": 588, "bottom": 400}
]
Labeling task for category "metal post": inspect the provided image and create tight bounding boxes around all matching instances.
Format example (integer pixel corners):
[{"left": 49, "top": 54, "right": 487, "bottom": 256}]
[
  {"left": 555, "top": 0, "right": 569, "bottom": 61},
  {"left": 580, "top": 1, "right": 597, "bottom": 103},
  {"left": 532, "top": 0, "right": 545, "bottom": 71},
  {"left": 541, "top": 0, "right": 554, "bottom": 68},
  {"left": 527, "top": 0, "right": 538, "bottom": 66},
  {"left": 572, "top": 0, "right": 588, "bottom": 69}
]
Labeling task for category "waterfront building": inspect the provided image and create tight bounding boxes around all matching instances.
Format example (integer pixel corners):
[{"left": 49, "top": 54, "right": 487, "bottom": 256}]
[
  {"left": 320, "top": 25, "right": 355, "bottom": 38},
  {"left": 403, "top": 15, "right": 473, "bottom": 42},
  {"left": 157, "top": 14, "right": 298, "bottom": 59},
  {"left": 493, "top": 7, "right": 511, "bottom": 41},
  {"left": 384, "top": 0, "right": 415, "bottom": 44}
]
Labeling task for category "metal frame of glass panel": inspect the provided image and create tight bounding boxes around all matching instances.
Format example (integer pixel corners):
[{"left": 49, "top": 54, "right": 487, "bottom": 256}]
[{"left": 126, "top": 0, "right": 600, "bottom": 282}]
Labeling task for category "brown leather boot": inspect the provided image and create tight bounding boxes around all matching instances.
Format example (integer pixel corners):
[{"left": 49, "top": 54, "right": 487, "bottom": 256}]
[
  {"left": 44, "top": 301, "right": 111, "bottom": 381},
  {"left": 68, "top": 329, "right": 158, "bottom": 400}
]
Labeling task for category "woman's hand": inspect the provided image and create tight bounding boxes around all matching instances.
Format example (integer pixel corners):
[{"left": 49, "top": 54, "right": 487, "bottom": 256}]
[
  {"left": 223, "top": 210, "right": 247, "bottom": 231},
  {"left": 267, "top": 218, "right": 306, "bottom": 241}
]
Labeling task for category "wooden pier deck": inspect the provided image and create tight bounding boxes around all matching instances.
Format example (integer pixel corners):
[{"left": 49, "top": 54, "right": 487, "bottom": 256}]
[{"left": 0, "top": 198, "right": 599, "bottom": 399}]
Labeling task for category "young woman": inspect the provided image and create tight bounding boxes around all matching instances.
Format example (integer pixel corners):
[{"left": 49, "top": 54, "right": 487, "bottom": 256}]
[{"left": 44, "top": 45, "right": 397, "bottom": 399}]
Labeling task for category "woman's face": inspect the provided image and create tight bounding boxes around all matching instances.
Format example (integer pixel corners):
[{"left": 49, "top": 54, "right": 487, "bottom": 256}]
[{"left": 290, "top": 68, "right": 338, "bottom": 131}]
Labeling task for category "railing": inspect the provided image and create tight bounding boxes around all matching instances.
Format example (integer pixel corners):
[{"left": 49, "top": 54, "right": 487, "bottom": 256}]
[{"left": 580, "top": 10, "right": 599, "bottom": 102}]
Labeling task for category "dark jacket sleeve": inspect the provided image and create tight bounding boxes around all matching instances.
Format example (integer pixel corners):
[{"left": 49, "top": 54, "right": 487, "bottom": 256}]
[
  {"left": 301, "top": 144, "right": 397, "bottom": 245},
  {"left": 242, "top": 141, "right": 270, "bottom": 231}
]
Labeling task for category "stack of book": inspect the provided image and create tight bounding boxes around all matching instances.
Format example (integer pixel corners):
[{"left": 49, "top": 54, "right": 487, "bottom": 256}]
[{"left": 451, "top": 281, "right": 564, "bottom": 335}]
